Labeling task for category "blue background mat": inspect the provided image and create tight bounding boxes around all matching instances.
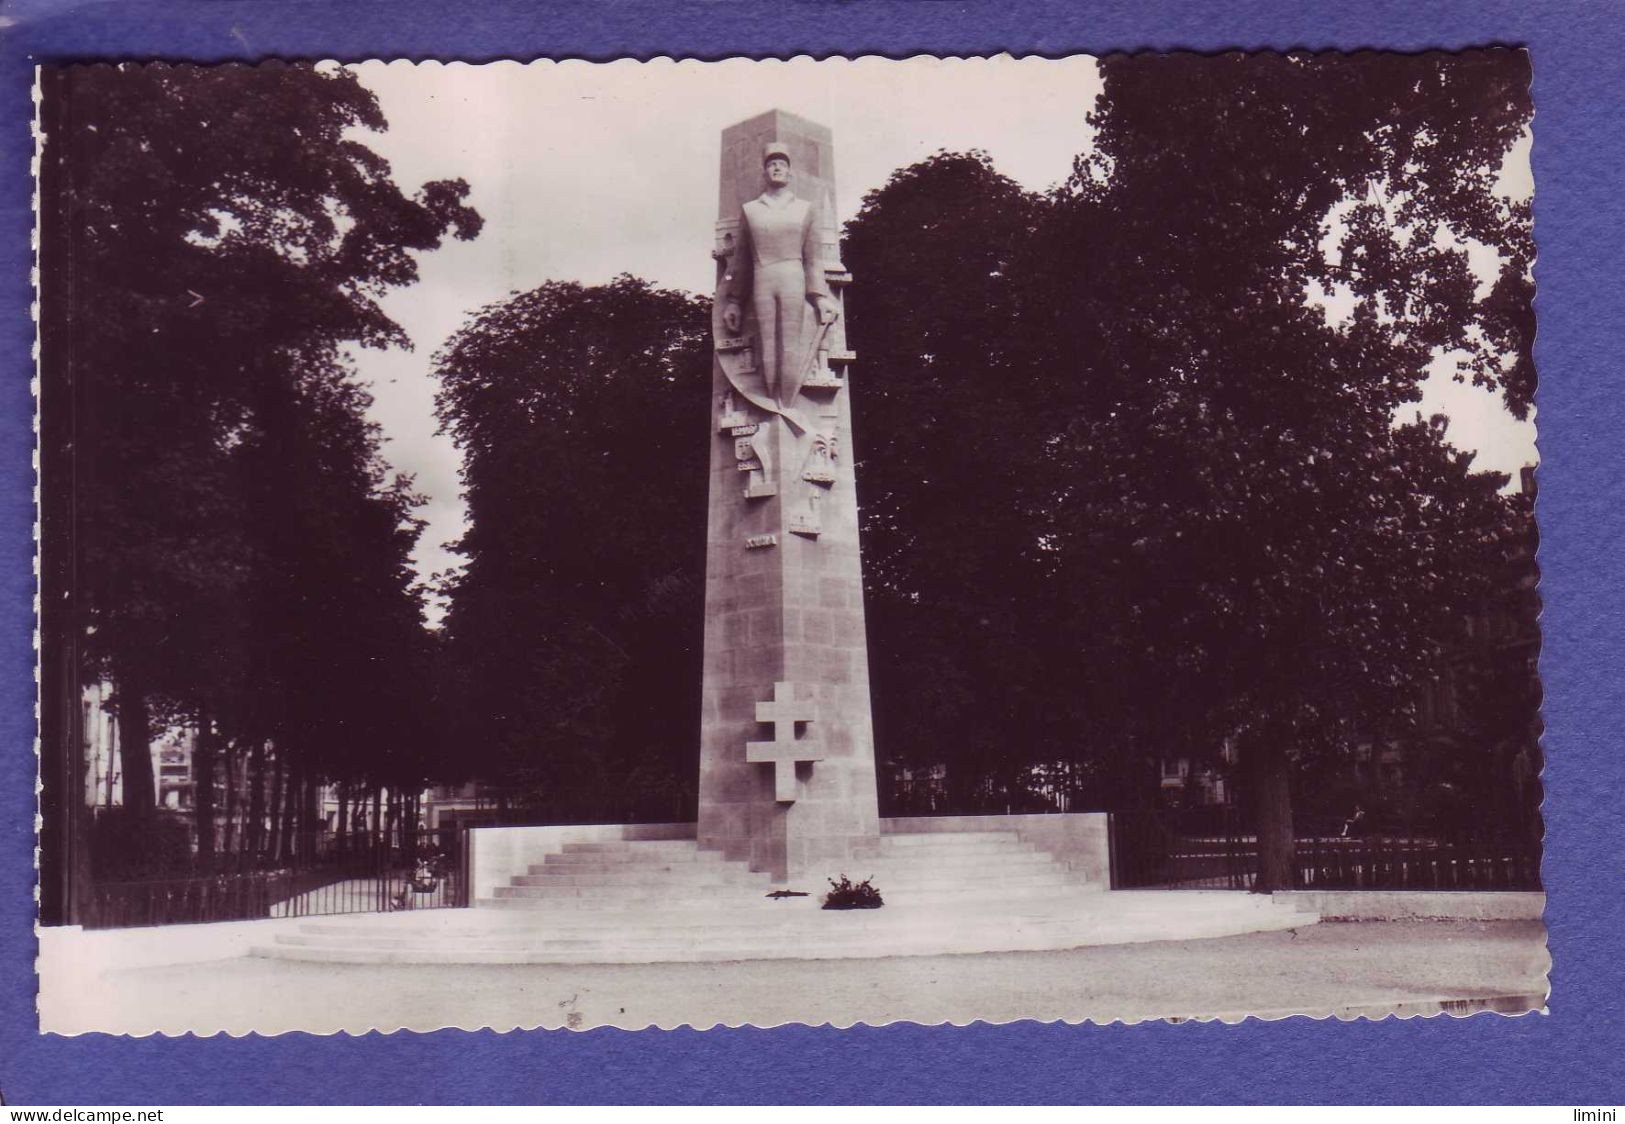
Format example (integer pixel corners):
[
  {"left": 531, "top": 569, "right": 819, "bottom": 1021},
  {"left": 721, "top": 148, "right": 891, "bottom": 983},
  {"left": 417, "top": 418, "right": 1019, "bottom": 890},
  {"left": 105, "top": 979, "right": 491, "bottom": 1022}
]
[{"left": 2, "top": 0, "right": 1619, "bottom": 1105}]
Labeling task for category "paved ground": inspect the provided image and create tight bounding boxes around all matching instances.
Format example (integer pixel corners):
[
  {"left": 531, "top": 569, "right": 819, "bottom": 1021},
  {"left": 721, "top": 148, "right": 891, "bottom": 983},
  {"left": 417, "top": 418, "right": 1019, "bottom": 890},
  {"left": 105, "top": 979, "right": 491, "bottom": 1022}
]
[{"left": 40, "top": 919, "right": 1549, "bottom": 1036}]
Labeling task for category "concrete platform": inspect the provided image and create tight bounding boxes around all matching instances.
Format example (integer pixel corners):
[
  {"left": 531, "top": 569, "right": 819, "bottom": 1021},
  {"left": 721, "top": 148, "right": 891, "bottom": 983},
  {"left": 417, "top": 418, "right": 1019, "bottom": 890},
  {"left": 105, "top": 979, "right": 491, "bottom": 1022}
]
[
  {"left": 41, "top": 919, "right": 1547, "bottom": 1036},
  {"left": 250, "top": 832, "right": 1317, "bottom": 965},
  {"left": 1274, "top": 889, "right": 1546, "bottom": 921}
]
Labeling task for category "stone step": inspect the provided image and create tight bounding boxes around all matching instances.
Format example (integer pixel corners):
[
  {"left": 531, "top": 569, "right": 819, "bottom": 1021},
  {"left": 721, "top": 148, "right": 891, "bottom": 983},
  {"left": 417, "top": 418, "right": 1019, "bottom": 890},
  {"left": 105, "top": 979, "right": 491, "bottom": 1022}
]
[
  {"left": 876, "top": 843, "right": 1036, "bottom": 858},
  {"left": 273, "top": 920, "right": 1119, "bottom": 953},
  {"left": 477, "top": 881, "right": 1100, "bottom": 908},
  {"left": 821, "top": 873, "right": 1075, "bottom": 887},
  {"left": 520, "top": 861, "right": 764, "bottom": 877},
  {"left": 290, "top": 913, "right": 802, "bottom": 938},
  {"left": 510, "top": 871, "right": 772, "bottom": 888},
  {"left": 881, "top": 832, "right": 1028, "bottom": 847},
  {"left": 850, "top": 854, "right": 1062, "bottom": 874},
  {"left": 539, "top": 851, "right": 727, "bottom": 867},
  {"left": 863, "top": 842, "right": 1045, "bottom": 857},
  {"left": 864, "top": 873, "right": 1090, "bottom": 891},
  {"left": 835, "top": 865, "right": 1076, "bottom": 884},
  {"left": 494, "top": 885, "right": 712, "bottom": 901},
  {"left": 559, "top": 841, "right": 701, "bottom": 854},
  {"left": 492, "top": 883, "right": 780, "bottom": 901},
  {"left": 871, "top": 858, "right": 1045, "bottom": 873},
  {"left": 290, "top": 902, "right": 1294, "bottom": 948},
  {"left": 250, "top": 905, "right": 1314, "bottom": 966},
  {"left": 257, "top": 891, "right": 1315, "bottom": 964},
  {"left": 855, "top": 885, "right": 1092, "bottom": 904},
  {"left": 508, "top": 867, "right": 1075, "bottom": 895},
  {"left": 529, "top": 863, "right": 735, "bottom": 878},
  {"left": 274, "top": 915, "right": 1308, "bottom": 956}
]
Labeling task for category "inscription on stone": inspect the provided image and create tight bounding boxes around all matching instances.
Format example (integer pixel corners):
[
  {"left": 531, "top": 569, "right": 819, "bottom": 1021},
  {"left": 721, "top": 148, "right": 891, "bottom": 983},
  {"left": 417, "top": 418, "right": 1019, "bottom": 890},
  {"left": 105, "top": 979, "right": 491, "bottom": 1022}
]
[
  {"left": 730, "top": 424, "right": 759, "bottom": 437},
  {"left": 745, "top": 534, "right": 778, "bottom": 550}
]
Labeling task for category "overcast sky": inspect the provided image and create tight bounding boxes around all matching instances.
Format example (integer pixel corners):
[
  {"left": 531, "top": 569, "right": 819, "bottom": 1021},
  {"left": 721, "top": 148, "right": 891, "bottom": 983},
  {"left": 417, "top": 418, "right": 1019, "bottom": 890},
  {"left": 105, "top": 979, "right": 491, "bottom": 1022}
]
[{"left": 342, "top": 57, "right": 1537, "bottom": 622}]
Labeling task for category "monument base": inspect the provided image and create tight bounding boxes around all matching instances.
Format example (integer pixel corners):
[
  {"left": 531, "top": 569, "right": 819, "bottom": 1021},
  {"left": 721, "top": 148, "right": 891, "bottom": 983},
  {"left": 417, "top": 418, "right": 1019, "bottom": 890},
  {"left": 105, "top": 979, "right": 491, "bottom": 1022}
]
[{"left": 250, "top": 816, "right": 1318, "bottom": 966}]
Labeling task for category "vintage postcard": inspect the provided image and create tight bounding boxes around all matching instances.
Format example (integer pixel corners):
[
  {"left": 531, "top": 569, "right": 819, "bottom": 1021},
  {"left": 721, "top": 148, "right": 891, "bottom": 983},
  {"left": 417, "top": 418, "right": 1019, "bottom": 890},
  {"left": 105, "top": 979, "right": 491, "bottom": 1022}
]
[{"left": 33, "top": 53, "right": 1545, "bottom": 1036}]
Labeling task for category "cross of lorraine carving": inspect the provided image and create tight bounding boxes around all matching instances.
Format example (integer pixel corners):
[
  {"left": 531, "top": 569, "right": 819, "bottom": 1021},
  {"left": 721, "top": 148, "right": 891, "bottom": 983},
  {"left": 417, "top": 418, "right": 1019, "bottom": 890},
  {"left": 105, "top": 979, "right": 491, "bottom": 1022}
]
[{"left": 746, "top": 681, "right": 822, "bottom": 803}]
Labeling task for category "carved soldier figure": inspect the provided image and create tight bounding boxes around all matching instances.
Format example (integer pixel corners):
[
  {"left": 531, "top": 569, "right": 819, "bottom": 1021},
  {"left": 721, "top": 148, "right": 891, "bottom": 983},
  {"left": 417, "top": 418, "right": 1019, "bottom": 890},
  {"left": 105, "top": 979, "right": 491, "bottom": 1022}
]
[{"left": 720, "top": 142, "right": 840, "bottom": 408}]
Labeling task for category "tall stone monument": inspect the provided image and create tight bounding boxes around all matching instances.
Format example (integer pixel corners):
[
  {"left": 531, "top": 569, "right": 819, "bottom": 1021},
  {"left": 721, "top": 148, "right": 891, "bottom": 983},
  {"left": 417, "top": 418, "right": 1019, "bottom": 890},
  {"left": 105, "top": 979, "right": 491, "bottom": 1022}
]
[{"left": 697, "top": 110, "right": 881, "bottom": 883}]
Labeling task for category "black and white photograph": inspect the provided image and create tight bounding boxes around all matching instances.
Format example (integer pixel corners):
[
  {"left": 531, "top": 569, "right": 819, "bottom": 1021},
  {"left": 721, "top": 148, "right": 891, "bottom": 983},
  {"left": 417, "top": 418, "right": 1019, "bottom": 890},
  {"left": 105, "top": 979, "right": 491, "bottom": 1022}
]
[{"left": 34, "top": 52, "right": 1545, "bottom": 1036}]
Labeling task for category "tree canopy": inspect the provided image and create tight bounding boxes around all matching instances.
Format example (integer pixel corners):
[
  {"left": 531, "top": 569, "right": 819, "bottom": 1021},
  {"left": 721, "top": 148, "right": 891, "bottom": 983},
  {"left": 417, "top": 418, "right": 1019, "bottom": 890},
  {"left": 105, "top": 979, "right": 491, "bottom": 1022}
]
[
  {"left": 433, "top": 277, "right": 712, "bottom": 820},
  {"left": 39, "top": 62, "right": 480, "bottom": 857},
  {"left": 844, "top": 50, "right": 1535, "bottom": 885}
]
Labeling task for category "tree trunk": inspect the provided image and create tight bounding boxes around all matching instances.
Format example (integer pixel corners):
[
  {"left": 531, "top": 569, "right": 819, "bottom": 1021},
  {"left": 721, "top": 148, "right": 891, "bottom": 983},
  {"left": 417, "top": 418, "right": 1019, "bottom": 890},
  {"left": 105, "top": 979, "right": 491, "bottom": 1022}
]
[
  {"left": 385, "top": 791, "right": 399, "bottom": 860},
  {"left": 221, "top": 742, "right": 238, "bottom": 864},
  {"left": 247, "top": 741, "right": 266, "bottom": 864},
  {"left": 404, "top": 789, "right": 419, "bottom": 865},
  {"left": 302, "top": 772, "right": 320, "bottom": 862},
  {"left": 113, "top": 675, "right": 156, "bottom": 815},
  {"left": 1249, "top": 738, "right": 1297, "bottom": 893},
  {"left": 104, "top": 706, "right": 118, "bottom": 808},
  {"left": 276, "top": 758, "right": 298, "bottom": 865},
  {"left": 372, "top": 786, "right": 383, "bottom": 851},
  {"left": 267, "top": 752, "right": 285, "bottom": 864},
  {"left": 193, "top": 708, "right": 216, "bottom": 871},
  {"left": 336, "top": 782, "right": 350, "bottom": 857}
]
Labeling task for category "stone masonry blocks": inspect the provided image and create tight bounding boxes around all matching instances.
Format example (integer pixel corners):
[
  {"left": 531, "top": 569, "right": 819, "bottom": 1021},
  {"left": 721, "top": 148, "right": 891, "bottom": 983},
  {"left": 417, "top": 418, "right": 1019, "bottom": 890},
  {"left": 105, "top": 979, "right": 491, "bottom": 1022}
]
[{"left": 696, "top": 110, "right": 880, "bottom": 884}]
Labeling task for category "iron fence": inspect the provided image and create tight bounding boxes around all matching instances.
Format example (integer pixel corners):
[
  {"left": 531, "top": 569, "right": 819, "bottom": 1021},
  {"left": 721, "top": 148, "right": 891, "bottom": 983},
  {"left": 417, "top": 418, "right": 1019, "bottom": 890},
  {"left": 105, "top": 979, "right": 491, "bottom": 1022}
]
[
  {"left": 1294, "top": 831, "right": 1541, "bottom": 891},
  {"left": 436, "top": 781, "right": 694, "bottom": 829},
  {"left": 83, "top": 825, "right": 469, "bottom": 929},
  {"left": 87, "top": 871, "right": 285, "bottom": 928},
  {"left": 1109, "top": 808, "right": 1541, "bottom": 892}
]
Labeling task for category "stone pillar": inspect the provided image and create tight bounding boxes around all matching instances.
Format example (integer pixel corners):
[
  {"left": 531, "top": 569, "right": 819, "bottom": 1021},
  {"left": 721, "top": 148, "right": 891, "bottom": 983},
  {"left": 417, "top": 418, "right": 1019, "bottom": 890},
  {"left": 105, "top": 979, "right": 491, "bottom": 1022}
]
[{"left": 696, "top": 109, "right": 880, "bottom": 884}]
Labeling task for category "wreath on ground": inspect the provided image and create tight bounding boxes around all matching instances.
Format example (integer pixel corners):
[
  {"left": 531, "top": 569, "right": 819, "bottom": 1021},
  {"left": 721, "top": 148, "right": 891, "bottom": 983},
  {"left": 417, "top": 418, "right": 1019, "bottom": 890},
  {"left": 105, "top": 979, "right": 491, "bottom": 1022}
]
[{"left": 822, "top": 875, "right": 883, "bottom": 910}]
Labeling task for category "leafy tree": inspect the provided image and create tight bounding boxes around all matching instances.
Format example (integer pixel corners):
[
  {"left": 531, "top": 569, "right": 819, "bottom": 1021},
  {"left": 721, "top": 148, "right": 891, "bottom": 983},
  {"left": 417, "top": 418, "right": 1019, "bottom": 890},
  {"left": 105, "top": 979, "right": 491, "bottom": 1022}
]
[
  {"left": 1046, "top": 50, "right": 1534, "bottom": 888},
  {"left": 38, "top": 62, "right": 480, "bottom": 846},
  {"left": 842, "top": 153, "right": 1084, "bottom": 806},
  {"left": 434, "top": 277, "right": 711, "bottom": 818},
  {"left": 842, "top": 52, "right": 1534, "bottom": 890},
  {"left": 229, "top": 354, "right": 440, "bottom": 857}
]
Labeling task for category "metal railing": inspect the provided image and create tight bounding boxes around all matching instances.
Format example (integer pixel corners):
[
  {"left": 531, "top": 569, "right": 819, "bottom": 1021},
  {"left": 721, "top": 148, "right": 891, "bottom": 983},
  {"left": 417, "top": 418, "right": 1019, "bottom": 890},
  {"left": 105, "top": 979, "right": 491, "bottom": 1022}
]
[
  {"left": 1108, "top": 809, "right": 1541, "bottom": 892},
  {"left": 83, "top": 826, "right": 469, "bottom": 929}
]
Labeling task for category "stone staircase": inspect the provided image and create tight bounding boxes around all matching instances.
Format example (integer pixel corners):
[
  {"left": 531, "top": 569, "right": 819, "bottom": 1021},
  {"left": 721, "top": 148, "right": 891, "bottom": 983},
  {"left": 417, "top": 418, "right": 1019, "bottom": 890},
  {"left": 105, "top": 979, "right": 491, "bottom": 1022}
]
[
  {"left": 480, "top": 839, "right": 775, "bottom": 908},
  {"left": 250, "top": 830, "right": 1316, "bottom": 965},
  {"left": 855, "top": 831, "right": 1098, "bottom": 903}
]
